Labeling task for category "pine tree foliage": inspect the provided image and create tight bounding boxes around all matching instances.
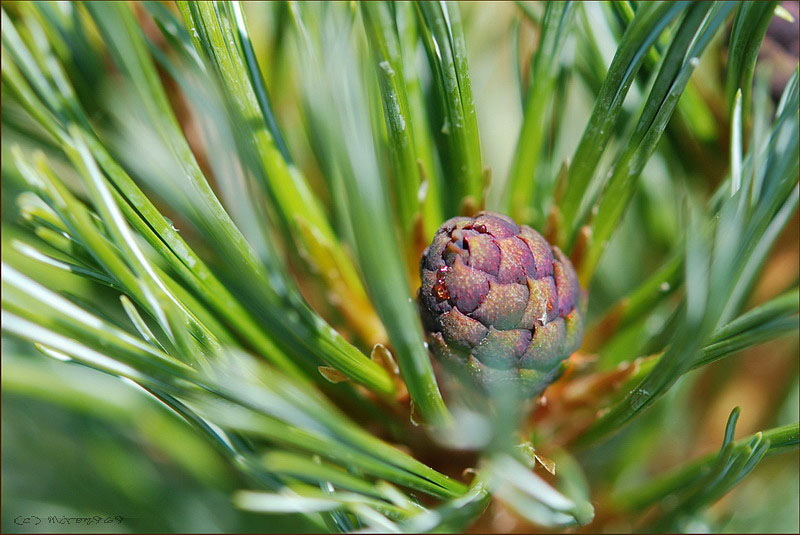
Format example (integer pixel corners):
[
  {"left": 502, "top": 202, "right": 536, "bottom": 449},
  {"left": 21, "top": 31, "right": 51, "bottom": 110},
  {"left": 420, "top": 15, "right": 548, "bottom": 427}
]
[{"left": 2, "top": 1, "right": 798, "bottom": 532}]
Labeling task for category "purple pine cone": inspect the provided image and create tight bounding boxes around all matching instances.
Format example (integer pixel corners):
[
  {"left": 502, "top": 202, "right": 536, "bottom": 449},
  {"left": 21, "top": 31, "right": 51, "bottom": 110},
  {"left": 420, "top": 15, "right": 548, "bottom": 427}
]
[{"left": 418, "top": 212, "right": 584, "bottom": 395}]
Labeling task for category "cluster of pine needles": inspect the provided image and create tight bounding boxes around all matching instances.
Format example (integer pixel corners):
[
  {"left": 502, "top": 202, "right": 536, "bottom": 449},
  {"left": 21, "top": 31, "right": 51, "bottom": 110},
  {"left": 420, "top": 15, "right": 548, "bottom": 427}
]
[{"left": 2, "top": 1, "right": 798, "bottom": 532}]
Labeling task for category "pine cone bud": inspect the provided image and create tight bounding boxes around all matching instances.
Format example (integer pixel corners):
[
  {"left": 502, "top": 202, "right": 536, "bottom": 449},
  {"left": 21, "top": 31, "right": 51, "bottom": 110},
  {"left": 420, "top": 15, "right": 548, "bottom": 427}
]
[{"left": 418, "top": 212, "right": 584, "bottom": 396}]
